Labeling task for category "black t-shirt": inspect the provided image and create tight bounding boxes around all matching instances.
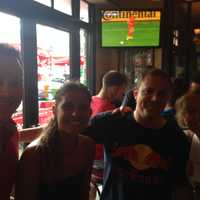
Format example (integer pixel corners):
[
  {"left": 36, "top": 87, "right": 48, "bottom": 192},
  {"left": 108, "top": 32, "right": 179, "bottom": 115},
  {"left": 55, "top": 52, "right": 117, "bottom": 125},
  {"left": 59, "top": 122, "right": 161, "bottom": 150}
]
[{"left": 86, "top": 111, "right": 190, "bottom": 200}]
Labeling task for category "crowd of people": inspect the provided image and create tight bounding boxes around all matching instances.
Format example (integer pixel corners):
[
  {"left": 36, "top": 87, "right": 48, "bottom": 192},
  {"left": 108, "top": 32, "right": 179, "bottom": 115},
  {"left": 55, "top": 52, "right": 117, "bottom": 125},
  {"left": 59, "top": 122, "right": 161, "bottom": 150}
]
[{"left": 1, "top": 42, "right": 200, "bottom": 200}]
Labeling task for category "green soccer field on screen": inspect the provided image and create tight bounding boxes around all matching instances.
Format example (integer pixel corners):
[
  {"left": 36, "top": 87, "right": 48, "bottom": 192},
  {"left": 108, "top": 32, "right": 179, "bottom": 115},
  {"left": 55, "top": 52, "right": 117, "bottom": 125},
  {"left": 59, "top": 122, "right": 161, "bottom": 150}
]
[{"left": 102, "top": 20, "right": 160, "bottom": 47}]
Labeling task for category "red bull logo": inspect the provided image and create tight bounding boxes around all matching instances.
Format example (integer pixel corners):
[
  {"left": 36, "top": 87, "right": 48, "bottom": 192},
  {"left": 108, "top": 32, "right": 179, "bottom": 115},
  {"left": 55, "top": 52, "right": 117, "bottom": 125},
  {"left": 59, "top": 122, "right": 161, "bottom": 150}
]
[{"left": 111, "top": 144, "right": 169, "bottom": 170}]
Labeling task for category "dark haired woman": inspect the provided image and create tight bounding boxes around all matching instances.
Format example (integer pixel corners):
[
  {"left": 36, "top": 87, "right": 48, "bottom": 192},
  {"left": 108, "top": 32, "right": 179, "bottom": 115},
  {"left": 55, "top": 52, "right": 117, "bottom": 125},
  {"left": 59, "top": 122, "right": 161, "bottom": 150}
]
[{"left": 15, "top": 82, "right": 95, "bottom": 200}]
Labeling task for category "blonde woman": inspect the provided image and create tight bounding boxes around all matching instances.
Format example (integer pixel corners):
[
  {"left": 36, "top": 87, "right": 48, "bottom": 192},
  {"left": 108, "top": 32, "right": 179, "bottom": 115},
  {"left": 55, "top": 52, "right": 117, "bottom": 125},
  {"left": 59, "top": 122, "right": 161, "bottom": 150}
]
[{"left": 176, "top": 92, "right": 200, "bottom": 199}]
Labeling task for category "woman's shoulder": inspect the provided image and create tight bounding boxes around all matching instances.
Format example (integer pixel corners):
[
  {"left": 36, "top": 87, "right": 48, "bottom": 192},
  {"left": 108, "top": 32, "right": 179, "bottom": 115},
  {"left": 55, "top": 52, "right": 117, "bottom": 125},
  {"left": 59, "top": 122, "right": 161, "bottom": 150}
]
[
  {"left": 79, "top": 135, "right": 95, "bottom": 157},
  {"left": 19, "top": 140, "right": 41, "bottom": 164},
  {"left": 79, "top": 134, "right": 95, "bottom": 144}
]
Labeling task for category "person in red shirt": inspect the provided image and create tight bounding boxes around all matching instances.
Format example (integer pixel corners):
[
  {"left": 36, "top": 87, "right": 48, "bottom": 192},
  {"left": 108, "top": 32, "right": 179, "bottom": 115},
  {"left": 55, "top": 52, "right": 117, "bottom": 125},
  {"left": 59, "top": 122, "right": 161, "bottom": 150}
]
[
  {"left": 0, "top": 43, "right": 23, "bottom": 200},
  {"left": 127, "top": 15, "right": 135, "bottom": 40},
  {"left": 91, "top": 71, "right": 128, "bottom": 115},
  {"left": 90, "top": 70, "right": 127, "bottom": 199}
]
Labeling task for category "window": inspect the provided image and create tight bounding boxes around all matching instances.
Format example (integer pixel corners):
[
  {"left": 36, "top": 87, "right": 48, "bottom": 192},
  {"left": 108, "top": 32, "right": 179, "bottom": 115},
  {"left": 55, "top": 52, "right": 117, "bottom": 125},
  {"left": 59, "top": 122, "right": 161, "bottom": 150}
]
[
  {"left": 54, "top": 0, "right": 72, "bottom": 15},
  {"left": 80, "top": 0, "right": 89, "bottom": 23},
  {"left": 35, "top": 0, "right": 72, "bottom": 15},
  {"left": 80, "top": 29, "right": 88, "bottom": 85},
  {"left": 34, "top": 0, "right": 51, "bottom": 7},
  {"left": 0, "top": 12, "right": 23, "bottom": 129},
  {"left": 0, "top": 0, "right": 93, "bottom": 131},
  {"left": 37, "top": 24, "right": 70, "bottom": 125}
]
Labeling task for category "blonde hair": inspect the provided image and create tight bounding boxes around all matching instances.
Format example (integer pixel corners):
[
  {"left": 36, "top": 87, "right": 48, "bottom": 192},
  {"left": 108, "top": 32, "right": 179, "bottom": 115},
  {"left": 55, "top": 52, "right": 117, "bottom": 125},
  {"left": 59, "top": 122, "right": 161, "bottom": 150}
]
[{"left": 175, "top": 93, "right": 198, "bottom": 128}]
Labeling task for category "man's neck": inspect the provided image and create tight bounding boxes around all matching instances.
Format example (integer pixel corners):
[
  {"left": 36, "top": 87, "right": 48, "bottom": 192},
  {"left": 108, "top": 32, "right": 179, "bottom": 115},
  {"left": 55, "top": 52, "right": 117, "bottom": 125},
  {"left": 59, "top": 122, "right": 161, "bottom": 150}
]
[
  {"left": 133, "top": 110, "right": 166, "bottom": 129},
  {"left": 97, "top": 89, "right": 111, "bottom": 100}
]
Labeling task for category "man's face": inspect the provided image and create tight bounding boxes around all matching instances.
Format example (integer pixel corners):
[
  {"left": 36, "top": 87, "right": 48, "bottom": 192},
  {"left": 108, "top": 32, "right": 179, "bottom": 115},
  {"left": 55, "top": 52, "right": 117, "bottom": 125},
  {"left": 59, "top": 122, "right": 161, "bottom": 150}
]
[
  {"left": 134, "top": 75, "right": 171, "bottom": 119},
  {"left": 0, "top": 54, "right": 23, "bottom": 120},
  {"left": 189, "top": 82, "right": 200, "bottom": 94}
]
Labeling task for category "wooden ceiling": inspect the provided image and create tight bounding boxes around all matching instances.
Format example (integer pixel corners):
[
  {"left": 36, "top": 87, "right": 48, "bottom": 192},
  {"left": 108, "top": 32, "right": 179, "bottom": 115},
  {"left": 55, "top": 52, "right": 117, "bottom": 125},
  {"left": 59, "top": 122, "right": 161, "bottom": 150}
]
[
  {"left": 87, "top": 0, "right": 200, "bottom": 24},
  {"left": 87, "top": 0, "right": 162, "bottom": 7}
]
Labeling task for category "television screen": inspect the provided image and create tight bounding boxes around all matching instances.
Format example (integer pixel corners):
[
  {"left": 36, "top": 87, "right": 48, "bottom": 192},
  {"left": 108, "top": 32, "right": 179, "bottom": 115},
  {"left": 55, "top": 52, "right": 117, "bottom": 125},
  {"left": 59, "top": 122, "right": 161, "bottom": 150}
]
[{"left": 101, "top": 10, "right": 161, "bottom": 47}]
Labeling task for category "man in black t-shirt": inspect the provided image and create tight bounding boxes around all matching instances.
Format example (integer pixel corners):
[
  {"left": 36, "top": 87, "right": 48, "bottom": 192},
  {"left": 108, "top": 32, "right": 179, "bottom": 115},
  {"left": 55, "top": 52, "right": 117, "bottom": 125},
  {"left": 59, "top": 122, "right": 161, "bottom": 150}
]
[{"left": 87, "top": 69, "right": 190, "bottom": 200}]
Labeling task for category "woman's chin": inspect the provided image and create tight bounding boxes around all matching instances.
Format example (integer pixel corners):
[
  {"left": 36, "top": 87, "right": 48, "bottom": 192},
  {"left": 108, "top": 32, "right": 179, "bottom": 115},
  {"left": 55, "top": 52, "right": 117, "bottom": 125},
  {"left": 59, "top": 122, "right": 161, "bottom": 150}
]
[
  {"left": 59, "top": 126, "right": 81, "bottom": 135},
  {"left": 59, "top": 122, "right": 87, "bottom": 135}
]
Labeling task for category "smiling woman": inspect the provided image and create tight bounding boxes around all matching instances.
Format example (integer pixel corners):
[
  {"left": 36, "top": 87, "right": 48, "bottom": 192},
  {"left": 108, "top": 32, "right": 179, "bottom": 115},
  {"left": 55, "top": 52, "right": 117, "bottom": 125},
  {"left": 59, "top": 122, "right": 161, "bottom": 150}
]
[{"left": 15, "top": 81, "right": 95, "bottom": 200}]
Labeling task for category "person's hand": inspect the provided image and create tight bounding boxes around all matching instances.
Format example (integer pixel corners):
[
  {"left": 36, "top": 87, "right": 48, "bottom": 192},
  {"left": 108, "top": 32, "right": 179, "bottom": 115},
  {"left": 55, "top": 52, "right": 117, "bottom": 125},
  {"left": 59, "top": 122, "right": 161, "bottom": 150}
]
[{"left": 112, "top": 106, "right": 132, "bottom": 116}]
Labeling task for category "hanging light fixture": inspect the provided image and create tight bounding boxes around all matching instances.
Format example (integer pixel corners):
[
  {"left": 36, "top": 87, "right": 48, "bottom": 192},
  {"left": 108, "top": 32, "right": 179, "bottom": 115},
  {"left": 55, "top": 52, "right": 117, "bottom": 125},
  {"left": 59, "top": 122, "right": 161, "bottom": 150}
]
[
  {"left": 193, "top": 28, "right": 200, "bottom": 45},
  {"left": 194, "top": 28, "right": 200, "bottom": 34}
]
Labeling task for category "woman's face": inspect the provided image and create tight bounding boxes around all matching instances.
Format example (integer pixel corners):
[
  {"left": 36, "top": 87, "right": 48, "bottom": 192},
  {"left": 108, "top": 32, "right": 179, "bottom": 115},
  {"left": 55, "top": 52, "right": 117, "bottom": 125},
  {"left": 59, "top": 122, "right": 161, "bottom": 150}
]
[
  {"left": 54, "top": 91, "right": 91, "bottom": 135},
  {"left": 183, "top": 95, "right": 200, "bottom": 136}
]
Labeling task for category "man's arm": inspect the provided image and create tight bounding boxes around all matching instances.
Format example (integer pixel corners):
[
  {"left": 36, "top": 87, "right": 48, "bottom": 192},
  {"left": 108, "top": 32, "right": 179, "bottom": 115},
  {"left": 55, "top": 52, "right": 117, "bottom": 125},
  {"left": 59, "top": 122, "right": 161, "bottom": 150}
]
[{"left": 84, "top": 111, "right": 119, "bottom": 144}]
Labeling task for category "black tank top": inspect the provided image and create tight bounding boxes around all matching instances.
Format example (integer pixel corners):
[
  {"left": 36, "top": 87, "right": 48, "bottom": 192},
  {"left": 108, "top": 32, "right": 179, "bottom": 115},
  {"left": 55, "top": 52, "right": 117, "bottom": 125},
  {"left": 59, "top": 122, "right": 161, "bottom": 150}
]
[{"left": 38, "top": 172, "right": 85, "bottom": 200}]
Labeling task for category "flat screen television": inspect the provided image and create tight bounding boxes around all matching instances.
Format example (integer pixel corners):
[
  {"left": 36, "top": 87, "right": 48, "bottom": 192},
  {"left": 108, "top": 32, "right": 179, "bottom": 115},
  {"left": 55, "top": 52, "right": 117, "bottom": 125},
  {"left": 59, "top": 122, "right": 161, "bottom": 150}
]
[{"left": 101, "top": 10, "right": 161, "bottom": 47}]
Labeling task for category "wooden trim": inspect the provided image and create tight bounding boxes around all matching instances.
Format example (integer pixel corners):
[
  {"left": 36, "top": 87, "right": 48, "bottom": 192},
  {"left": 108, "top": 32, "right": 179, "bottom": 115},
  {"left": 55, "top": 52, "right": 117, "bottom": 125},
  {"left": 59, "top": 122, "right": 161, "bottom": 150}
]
[{"left": 19, "top": 126, "right": 43, "bottom": 143}]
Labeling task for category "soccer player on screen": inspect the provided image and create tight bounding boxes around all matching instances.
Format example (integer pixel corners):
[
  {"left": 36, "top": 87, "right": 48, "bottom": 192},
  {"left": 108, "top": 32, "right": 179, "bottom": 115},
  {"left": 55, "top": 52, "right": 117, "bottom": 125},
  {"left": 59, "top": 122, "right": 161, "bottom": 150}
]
[{"left": 127, "top": 15, "right": 135, "bottom": 40}]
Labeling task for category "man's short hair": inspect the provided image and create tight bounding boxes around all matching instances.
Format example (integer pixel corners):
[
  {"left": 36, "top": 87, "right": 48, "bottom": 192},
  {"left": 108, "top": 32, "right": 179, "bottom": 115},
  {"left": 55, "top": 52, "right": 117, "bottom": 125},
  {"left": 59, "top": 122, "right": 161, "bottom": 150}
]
[
  {"left": 136, "top": 68, "right": 172, "bottom": 88},
  {"left": 134, "top": 65, "right": 155, "bottom": 86},
  {"left": 102, "top": 70, "right": 127, "bottom": 88},
  {"left": 191, "top": 71, "right": 200, "bottom": 84}
]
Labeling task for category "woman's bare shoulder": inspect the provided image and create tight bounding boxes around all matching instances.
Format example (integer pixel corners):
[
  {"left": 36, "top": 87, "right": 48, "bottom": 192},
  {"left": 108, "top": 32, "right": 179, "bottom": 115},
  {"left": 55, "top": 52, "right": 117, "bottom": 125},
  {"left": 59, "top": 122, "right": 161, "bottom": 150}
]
[{"left": 19, "top": 141, "right": 41, "bottom": 164}]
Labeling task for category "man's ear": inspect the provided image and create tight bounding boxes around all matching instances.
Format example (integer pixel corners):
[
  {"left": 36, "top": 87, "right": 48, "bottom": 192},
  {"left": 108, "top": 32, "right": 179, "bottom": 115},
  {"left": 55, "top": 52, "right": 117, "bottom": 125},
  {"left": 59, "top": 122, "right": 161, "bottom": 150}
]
[
  {"left": 111, "top": 86, "right": 118, "bottom": 93},
  {"left": 108, "top": 86, "right": 117, "bottom": 99}
]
